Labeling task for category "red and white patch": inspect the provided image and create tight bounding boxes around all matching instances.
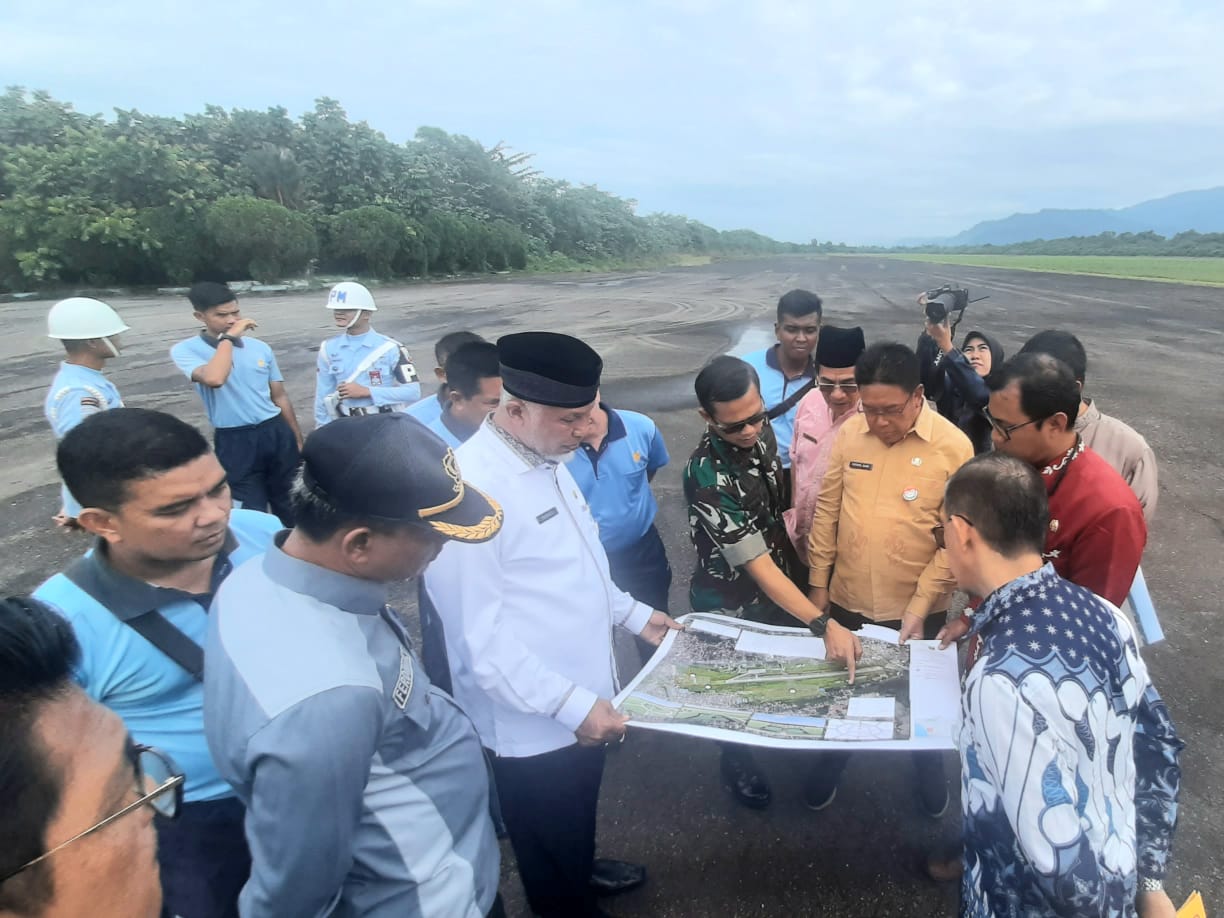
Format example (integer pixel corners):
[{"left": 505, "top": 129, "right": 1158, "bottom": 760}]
[{"left": 368, "top": 369, "right": 383, "bottom": 386}]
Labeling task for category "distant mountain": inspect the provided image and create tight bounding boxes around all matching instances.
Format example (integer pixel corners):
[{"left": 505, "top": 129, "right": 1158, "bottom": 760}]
[{"left": 944, "top": 187, "right": 1224, "bottom": 246}]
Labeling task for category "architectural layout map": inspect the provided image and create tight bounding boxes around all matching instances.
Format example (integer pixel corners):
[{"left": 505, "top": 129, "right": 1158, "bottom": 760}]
[{"left": 613, "top": 613, "right": 960, "bottom": 750}]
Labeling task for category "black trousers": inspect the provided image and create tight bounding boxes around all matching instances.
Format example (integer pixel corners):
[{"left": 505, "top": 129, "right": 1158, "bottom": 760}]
[
  {"left": 156, "top": 796, "right": 249, "bottom": 918},
  {"left": 810, "top": 605, "right": 949, "bottom": 789},
  {"left": 214, "top": 416, "right": 299, "bottom": 526},
  {"left": 492, "top": 744, "right": 606, "bottom": 918}
]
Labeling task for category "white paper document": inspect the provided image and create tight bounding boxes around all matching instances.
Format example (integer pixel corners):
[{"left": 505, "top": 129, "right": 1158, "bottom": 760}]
[{"left": 613, "top": 613, "right": 960, "bottom": 751}]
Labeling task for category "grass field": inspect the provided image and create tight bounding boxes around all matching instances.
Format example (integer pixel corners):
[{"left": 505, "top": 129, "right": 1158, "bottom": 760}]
[{"left": 884, "top": 254, "right": 1224, "bottom": 286}]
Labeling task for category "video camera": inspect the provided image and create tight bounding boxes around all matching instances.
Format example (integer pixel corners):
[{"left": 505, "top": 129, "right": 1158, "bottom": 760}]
[{"left": 922, "top": 285, "right": 970, "bottom": 327}]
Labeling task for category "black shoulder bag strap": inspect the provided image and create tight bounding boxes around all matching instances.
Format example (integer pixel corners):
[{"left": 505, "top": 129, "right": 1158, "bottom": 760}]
[
  {"left": 62, "top": 557, "right": 205, "bottom": 681},
  {"left": 767, "top": 377, "right": 817, "bottom": 421}
]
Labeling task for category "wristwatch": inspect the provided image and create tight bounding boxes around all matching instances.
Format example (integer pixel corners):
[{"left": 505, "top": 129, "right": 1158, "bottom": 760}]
[
  {"left": 807, "top": 612, "right": 831, "bottom": 638},
  {"left": 1137, "top": 877, "right": 1164, "bottom": 893},
  {"left": 218, "top": 333, "right": 238, "bottom": 344}
]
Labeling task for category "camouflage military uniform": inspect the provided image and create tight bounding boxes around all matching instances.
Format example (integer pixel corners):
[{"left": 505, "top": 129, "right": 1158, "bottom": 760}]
[{"left": 683, "top": 422, "right": 802, "bottom": 624}]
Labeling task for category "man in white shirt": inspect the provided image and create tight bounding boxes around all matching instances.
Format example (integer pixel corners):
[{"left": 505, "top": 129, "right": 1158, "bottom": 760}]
[{"left": 424, "top": 332, "right": 681, "bottom": 918}]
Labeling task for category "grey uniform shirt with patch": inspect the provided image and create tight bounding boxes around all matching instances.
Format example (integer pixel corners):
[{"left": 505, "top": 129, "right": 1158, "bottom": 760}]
[{"left": 204, "top": 536, "right": 499, "bottom": 918}]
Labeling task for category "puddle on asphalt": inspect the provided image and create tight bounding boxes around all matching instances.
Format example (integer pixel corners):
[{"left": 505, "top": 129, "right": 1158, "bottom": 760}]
[{"left": 727, "top": 325, "right": 775, "bottom": 357}]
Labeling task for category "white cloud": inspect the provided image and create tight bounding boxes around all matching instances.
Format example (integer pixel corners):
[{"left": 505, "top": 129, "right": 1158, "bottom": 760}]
[{"left": 1, "top": 0, "right": 1222, "bottom": 241}]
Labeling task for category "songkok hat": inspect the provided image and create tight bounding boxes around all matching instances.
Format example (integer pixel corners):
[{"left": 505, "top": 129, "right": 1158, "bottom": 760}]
[
  {"left": 497, "top": 332, "right": 603, "bottom": 408},
  {"left": 300, "top": 414, "right": 502, "bottom": 543},
  {"left": 815, "top": 325, "right": 866, "bottom": 369}
]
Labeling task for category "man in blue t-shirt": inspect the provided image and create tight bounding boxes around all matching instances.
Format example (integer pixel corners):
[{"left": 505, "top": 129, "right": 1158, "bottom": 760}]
[
  {"left": 739, "top": 289, "right": 822, "bottom": 472},
  {"left": 570, "top": 400, "right": 671, "bottom": 661},
  {"left": 170, "top": 282, "right": 303, "bottom": 525},
  {"left": 34, "top": 408, "right": 281, "bottom": 918},
  {"left": 43, "top": 297, "right": 130, "bottom": 529}
]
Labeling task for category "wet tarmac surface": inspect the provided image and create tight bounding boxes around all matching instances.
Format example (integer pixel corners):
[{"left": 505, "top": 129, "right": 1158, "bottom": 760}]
[{"left": 1, "top": 255, "right": 1220, "bottom": 915}]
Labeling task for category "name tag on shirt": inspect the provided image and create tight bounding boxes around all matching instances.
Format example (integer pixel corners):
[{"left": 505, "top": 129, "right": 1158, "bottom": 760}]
[
  {"left": 849, "top": 461, "right": 874, "bottom": 471},
  {"left": 536, "top": 508, "right": 559, "bottom": 524},
  {"left": 801, "top": 433, "right": 819, "bottom": 445}
]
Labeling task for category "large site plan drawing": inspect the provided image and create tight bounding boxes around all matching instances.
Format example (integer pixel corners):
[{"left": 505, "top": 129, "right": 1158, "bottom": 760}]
[{"left": 613, "top": 613, "right": 960, "bottom": 750}]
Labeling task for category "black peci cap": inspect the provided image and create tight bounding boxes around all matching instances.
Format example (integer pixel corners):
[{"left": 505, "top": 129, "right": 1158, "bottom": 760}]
[
  {"left": 300, "top": 414, "right": 502, "bottom": 542},
  {"left": 497, "top": 332, "right": 602, "bottom": 409},
  {"left": 815, "top": 325, "right": 866, "bottom": 369}
]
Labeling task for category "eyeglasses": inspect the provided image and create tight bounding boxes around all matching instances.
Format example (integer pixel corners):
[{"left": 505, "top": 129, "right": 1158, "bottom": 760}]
[
  {"left": 1, "top": 745, "right": 183, "bottom": 883},
  {"left": 857, "top": 400, "right": 910, "bottom": 418},
  {"left": 817, "top": 379, "right": 859, "bottom": 393},
  {"left": 709, "top": 410, "right": 769, "bottom": 436},
  {"left": 931, "top": 514, "right": 974, "bottom": 550},
  {"left": 982, "top": 406, "right": 1047, "bottom": 441}
]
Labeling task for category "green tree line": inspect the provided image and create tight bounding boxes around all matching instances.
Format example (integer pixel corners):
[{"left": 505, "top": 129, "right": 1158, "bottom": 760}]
[
  {"left": 0, "top": 88, "right": 808, "bottom": 291},
  {"left": 894, "top": 230, "right": 1224, "bottom": 257}
]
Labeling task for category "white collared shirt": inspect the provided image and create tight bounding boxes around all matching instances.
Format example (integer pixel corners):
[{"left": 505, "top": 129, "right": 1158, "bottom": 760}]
[{"left": 424, "top": 420, "right": 653, "bottom": 757}]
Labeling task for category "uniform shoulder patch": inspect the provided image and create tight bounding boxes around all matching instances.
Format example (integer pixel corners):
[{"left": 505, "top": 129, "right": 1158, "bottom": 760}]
[{"left": 80, "top": 396, "right": 101, "bottom": 409}]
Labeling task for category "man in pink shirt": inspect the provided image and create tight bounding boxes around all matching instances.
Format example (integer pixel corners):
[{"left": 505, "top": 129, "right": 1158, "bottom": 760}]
[{"left": 785, "top": 326, "right": 866, "bottom": 555}]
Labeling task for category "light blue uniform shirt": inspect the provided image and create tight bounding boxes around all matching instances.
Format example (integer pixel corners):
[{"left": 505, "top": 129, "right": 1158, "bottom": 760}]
[
  {"left": 170, "top": 334, "right": 283, "bottom": 429},
  {"left": 205, "top": 538, "right": 500, "bottom": 918},
  {"left": 426, "top": 411, "right": 464, "bottom": 449},
  {"left": 740, "top": 345, "right": 816, "bottom": 469},
  {"left": 406, "top": 389, "right": 446, "bottom": 426},
  {"left": 314, "top": 329, "right": 421, "bottom": 427},
  {"left": 34, "top": 509, "right": 280, "bottom": 803},
  {"left": 43, "top": 362, "right": 124, "bottom": 517},
  {"left": 570, "top": 406, "right": 669, "bottom": 554}
]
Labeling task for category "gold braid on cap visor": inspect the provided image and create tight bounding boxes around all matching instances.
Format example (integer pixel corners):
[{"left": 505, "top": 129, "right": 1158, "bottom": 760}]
[
  {"left": 418, "top": 449, "right": 465, "bottom": 518},
  {"left": 430, "top": 496, "right": 504, "bottom": 541}
]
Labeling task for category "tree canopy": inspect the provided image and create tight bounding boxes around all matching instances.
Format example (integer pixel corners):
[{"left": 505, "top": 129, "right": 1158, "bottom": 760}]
[{"left": 0, "top": 88, "right": 806, "bottom": 290}]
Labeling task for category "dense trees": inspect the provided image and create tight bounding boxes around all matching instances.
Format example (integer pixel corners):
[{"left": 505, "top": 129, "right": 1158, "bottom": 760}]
[{"left": 0, "top": 88, "right": 804, "bottom": 291}]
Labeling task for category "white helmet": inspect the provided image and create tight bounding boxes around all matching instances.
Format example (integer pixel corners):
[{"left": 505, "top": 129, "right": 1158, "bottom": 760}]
[
  {"left": 47, "top": 297, "right": 131, "bottom": 340},
  {"left": 326, "top": 282, "right": 376, "bottom": 312}
]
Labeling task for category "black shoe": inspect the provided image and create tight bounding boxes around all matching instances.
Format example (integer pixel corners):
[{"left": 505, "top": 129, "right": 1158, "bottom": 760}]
[
  {"left": 720, "top": 750, "right": 772, "bottom": 809},
  {"left": 919, "top": 781, "right": 950, "bottom": 819},
  {"left": 590, "top": 859, "right": 647, "bottom": 897}
]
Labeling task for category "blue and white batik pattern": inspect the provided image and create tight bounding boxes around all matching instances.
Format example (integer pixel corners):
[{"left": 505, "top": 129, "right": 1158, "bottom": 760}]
[{"left": 959, "top": 564, "right": 1182, "bottom": 918}]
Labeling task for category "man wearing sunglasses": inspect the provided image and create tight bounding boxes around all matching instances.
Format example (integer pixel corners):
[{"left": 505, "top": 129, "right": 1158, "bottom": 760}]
[
  {"left": 0, "top": 595, "right": 183, "bottom": 918},
  {"left": 32, "top": 408, "right": 282, "bottom": 918},
  {"left": 805, "top": 342, "right": 974, "bottom": 816},
  {"left": 785, "top": 325, "right": 866, "bottom": 555},
  {"left": 684, "top": 355, "right": 861, "bottom": 809}
]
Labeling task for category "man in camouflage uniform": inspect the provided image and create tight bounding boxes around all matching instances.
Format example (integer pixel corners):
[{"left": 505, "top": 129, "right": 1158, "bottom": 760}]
[{"left": 683, "top": 356, "right": 860, "bottom": 810}]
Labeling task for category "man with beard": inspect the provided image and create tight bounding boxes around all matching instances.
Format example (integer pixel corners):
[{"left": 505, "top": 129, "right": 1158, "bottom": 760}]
[{"left": 423, "top": 332, "right": 682, "bottom": 918}]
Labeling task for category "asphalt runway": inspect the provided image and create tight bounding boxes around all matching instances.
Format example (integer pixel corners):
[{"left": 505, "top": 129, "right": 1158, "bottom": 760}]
[{"left": 1, "top": 255, "right": 1219, "bottom": 915}]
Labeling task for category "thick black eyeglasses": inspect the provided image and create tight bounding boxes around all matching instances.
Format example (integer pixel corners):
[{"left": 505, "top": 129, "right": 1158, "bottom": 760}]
[
  {"left": 710, "top": 410, "right": 769, "bottom": 436},
  {"left": 932, "top": 514, "right": 974, "bottom": 550},
  {"left": 1, "top": 745, "right": 183, "bottom": 883},
  {"left": 982, "top": 406, "right": 1047, "bottom": 442}
]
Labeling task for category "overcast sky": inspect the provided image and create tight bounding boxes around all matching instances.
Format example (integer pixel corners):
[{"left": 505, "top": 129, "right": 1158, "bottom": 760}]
[{"left": 3, "top": 0, "right": 1222, "bottom": 243}]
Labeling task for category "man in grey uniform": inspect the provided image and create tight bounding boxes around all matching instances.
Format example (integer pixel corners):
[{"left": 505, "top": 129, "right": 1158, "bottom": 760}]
[{"left": 204, "top": 413, "right": 506, "bottom": 918}]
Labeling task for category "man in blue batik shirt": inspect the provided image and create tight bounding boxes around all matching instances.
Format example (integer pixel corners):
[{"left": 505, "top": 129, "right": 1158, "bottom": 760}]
[
  {"left": 935, "top": 453, "right": 1182, "bottom": 918},
  {"left": 738, "top": 289, "right": 821, "bottom": 473},
  {"left": 314, "top": 282, "right": 421, "bottom": 427}
]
